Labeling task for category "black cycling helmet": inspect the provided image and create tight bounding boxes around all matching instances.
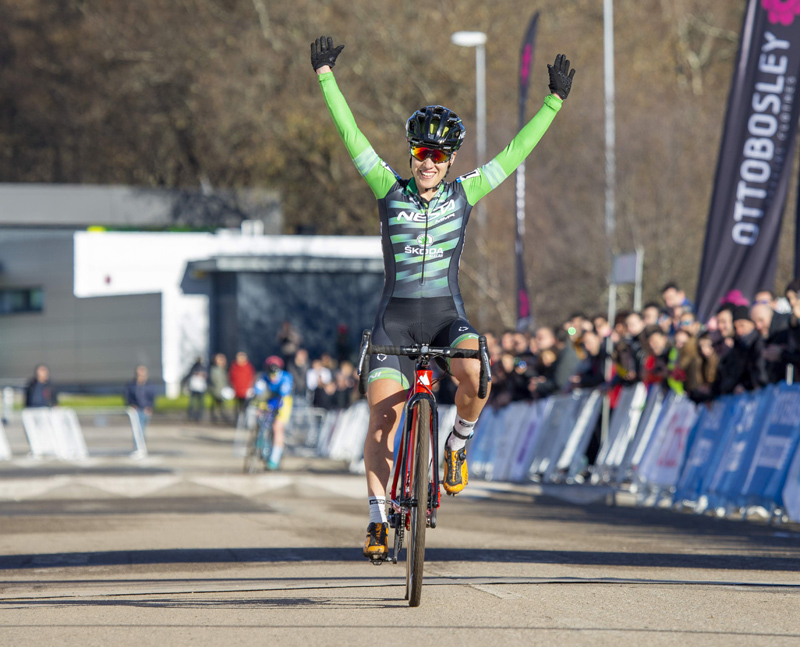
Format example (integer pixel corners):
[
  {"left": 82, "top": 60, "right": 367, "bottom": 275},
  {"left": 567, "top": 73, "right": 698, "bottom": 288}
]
[{"left": 406, "top": 105, "right": 466, "bottom": 153}]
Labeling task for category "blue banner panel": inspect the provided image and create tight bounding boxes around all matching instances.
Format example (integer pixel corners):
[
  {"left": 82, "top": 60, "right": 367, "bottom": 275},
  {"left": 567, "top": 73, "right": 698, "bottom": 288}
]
[
  {"left": 674, "top": 399, "right": 735, "bottom": 504},
  {"left": 706, "top": 390, "right": 775, "bottom": 509},
  {"left": 742, "top": 383, "right": 800, "bottom": 506}
]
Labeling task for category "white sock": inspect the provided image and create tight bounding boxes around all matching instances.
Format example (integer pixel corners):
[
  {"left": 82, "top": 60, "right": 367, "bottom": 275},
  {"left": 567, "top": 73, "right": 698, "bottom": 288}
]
[
  {"left": 368, "top": 496, "right": 387, "bottom": 524},
  {"left": 447, "top": 415, "right": 478, "bottom": 451},
  {"left": 269, "top": 445, "right": 284, "bottom": 465}
]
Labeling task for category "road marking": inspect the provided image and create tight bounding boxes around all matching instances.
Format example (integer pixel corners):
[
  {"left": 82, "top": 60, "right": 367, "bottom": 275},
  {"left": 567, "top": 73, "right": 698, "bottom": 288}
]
[
  {"left": 468, "top": 583, "right": 522, "bottom": 599},
  {"left": 0, "top": 473, "right": 366, "bottom": 501}
]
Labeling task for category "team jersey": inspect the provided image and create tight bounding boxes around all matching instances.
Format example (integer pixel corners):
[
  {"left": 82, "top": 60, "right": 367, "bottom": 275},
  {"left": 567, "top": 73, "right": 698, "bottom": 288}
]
[
  {"left": 254, "top": 370, "right": 293, "bottom": 408},
  {"left": 318, "top": 71, "right": 561, "bottom": 310}
]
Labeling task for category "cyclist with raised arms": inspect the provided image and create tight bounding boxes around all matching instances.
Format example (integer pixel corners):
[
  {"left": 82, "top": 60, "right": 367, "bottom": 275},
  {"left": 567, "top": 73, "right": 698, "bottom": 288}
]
[
  {"left": 310, "top": 36, "right": 575, "bottom": 559},
  {"left": 253, "top": 356, "right": 294, "bottom": 470}
]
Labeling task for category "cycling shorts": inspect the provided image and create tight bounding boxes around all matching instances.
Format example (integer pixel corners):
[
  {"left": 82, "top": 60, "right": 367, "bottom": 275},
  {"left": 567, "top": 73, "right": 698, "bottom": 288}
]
[{"left": 368, "top": 296, "right": 478, "bottom": 389}]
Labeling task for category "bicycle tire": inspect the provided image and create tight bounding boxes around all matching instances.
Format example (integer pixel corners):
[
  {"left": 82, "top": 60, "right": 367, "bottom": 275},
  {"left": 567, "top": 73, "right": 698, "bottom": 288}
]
[
  {"left": 407, "top": 398, "right": 430, "bottom": 607},
  {"left": 243, "top": 427, "right": 260, "bottom": 473}
]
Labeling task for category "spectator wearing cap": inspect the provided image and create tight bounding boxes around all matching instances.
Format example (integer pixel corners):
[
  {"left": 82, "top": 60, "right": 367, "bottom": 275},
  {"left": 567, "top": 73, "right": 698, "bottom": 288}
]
[{"left": 718, "top": 289, "right": 750, "bottom": 308}]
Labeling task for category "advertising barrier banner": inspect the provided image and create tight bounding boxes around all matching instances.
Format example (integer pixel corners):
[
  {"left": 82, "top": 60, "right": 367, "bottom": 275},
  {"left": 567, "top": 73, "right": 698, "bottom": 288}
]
[
  {"left": 637, "top": 396, "right": 698, "bottom": 488},
  {"left": 673, "top": 399, "right": 735, "bottom": 505},
  {"left": 741, "top": 383, "right": 800, "bottom": 507},
  {"left": 695, "top": 0, "right": 800, "bottom": 319},
  {"left": 705, "top": 392, "right": 773, "bottom": 508}
]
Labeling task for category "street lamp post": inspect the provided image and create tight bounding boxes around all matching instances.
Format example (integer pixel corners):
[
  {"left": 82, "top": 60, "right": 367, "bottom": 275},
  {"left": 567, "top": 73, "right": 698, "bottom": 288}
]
[
  {"left": 451, "top": 31, "right": 488, "bottom": 328},
  {"left": 450, "top": 31, "right": 487, "bottom": 231}
]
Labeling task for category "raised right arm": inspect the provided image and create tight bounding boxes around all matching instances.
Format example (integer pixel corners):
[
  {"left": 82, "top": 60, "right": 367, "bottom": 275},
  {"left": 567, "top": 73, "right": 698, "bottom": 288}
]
[{"left": 317, "top": 71, "right": 397, "bottom": 199}]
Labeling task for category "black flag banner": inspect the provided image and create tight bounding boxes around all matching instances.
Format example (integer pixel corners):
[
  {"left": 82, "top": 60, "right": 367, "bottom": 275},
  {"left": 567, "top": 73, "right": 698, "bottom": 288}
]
[
  {"left": 515, "top": 11, "right": 539, "bottom": 331},
  {"left": 696, "top": 0, "right": 800, "bottom": 321}
]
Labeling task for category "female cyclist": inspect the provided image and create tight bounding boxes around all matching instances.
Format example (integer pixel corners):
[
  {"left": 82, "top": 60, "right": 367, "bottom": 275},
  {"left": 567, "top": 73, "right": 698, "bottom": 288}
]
[{"left": 310, "top": 36, "right": 575, "bottom": 559}]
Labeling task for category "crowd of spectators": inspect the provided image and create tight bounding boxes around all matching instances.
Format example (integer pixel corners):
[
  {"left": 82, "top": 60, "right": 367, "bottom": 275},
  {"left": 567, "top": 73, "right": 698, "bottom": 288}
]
[
  {"left": 179, "top": 321, "right": 361, "bottom": 424},
  {"left": 486, "top": 280, "right": 800, "bottom": 409},
  {"left": 169, "top": 278, "right": 800, "bottom": 426}
]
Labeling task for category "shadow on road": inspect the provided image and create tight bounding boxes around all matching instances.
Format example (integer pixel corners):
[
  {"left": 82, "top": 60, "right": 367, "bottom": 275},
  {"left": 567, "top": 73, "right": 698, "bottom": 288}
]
[{"left": 1, "top": 547, "right": 799, "bottom": 571}]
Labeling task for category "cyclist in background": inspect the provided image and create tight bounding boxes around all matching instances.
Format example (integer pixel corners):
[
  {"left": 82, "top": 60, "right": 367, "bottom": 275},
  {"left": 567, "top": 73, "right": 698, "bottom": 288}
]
[
  {"left": 311, "top": 36, "right": 575, "bottom": 559},
  {"left": 253, "top": 356, "right": 294, "bottom": 470}
]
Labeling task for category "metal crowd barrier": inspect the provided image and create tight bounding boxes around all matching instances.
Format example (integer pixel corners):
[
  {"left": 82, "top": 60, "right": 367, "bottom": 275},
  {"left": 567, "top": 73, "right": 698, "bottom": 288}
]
[{"left": 315, "top": 383, "right": 800, "bottom": 525}]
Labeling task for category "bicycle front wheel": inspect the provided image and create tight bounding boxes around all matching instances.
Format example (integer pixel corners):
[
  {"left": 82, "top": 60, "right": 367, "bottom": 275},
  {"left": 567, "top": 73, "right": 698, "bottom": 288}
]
[{"left": 406, "top": 398, "right": 430, "bottom": 607}]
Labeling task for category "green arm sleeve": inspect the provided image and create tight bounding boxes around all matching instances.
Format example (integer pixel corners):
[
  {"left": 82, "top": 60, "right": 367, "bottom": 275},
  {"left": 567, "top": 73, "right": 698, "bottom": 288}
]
[
  {"left": 318, "top": 72, "right": 396, "bottom": 199},
  {"left": 461, "top": 94, "right": 562, "bottom": 205}
]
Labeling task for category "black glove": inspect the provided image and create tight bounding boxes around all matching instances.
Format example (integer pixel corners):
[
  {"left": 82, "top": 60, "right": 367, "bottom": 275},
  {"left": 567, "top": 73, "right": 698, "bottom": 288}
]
[
  {"left": 547, "top": 54, "right": 576, "bottom": 100},
  {"left": 310, "top": 36, "right": 344, "bottom": 71}
]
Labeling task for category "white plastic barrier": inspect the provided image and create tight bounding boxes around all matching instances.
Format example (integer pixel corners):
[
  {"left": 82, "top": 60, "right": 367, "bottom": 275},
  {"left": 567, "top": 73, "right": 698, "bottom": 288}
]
[
  {"left": 0, "top": 417, "right": 11, "bottom": 460},
  {"left": 593, "top": 384, "right": 648, "bottom": 483},
  {"left": 548, "top": 389, "right": 603, "bottom": 482},
  {"left": 636, "top": 396, "right": 697, "bottom": 490},
  {"left": 315, "top": 410, "right": 343, "bottom": 456},
  {"left": 20, "top": 407, "right": 144, "bottom": 460},
  {"left": 619, "top": 389, "right": 668, "bottom": 481},
  {"left": 125, "top": 408, "right": 149, "bottom": 458},
  {"left": 21, "top": 407, "right": 89, "bottom": 460},
  {"left": 529, "top": 393, "right": 584, "bottom": 477},
  {"left": 326, "top": 401, "right": 371, "bottom": 469}
]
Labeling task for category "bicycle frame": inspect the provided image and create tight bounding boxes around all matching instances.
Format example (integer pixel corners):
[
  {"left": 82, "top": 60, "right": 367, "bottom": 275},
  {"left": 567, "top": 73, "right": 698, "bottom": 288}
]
[{"left": 388, "top": 359, "right": 440, "bottom": 545}]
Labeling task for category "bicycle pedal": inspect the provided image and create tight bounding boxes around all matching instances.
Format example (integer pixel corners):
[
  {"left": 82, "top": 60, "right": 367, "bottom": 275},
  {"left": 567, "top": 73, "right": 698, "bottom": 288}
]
[{"left": 369, "top": 556, "right": 384, "bottom": 566}]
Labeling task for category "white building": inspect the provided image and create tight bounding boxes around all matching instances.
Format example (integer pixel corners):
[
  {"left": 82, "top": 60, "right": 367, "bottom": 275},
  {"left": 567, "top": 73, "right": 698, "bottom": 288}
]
[{"left": 0, "top": 186, "right": 383, "bottom": 396}]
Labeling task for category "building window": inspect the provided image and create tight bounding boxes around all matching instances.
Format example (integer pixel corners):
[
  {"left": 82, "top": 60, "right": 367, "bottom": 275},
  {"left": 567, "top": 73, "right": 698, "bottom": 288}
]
[{"left": 0, "top": 288, "right": 44, "bottom": 315}]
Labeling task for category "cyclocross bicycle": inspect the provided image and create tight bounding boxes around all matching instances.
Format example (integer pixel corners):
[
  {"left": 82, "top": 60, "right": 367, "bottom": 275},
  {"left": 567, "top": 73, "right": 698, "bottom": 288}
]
[
  {"left": 243, "top": 403, "right": 275, "bottom": 473},
  {"left": 357, "top": 330, "right": 490, "bottom": 606}
]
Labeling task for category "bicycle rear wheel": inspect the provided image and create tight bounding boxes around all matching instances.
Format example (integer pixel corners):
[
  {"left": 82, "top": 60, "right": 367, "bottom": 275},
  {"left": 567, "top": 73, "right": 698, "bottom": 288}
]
[
  {"left": 243, "top": 427, "right": 261, "bottom": 473},
  {"left": 406, "top": 398, "right": 430, "bottom": 607}
]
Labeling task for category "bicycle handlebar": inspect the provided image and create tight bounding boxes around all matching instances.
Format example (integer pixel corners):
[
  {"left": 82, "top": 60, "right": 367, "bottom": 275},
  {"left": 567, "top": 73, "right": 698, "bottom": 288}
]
[
  {"left": 368, "top": 344, "right": 480, "bottom": 359},
  {"left": 357, "top": 330, "right": 490, "bottom": 399}
]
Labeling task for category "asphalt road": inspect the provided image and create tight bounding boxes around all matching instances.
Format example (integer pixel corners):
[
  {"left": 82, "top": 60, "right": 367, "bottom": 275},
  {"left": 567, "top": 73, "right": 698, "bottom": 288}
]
[{"left": 0, "top": 418, "right": 799, "bottom": 646}]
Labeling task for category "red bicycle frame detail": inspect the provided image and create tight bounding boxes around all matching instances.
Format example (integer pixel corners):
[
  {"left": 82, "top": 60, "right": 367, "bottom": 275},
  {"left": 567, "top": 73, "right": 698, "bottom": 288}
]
[{"left": 389, "top": 366, "right": 439, "bottom": 516}]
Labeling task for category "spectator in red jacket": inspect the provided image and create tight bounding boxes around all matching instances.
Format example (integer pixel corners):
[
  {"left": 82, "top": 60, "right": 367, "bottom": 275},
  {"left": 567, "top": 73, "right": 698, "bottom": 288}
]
[{"left": 228, "top": 351, "right": 255, "bottom": 426}]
